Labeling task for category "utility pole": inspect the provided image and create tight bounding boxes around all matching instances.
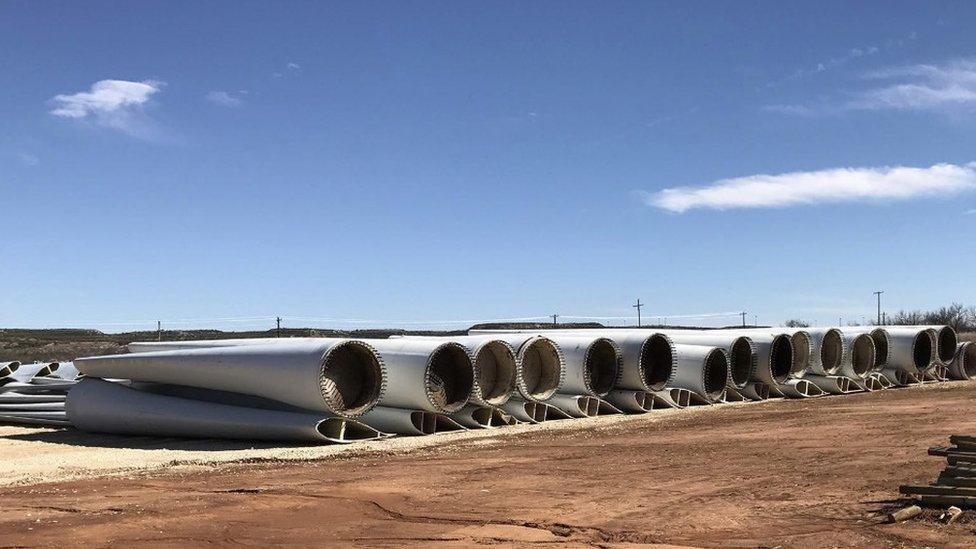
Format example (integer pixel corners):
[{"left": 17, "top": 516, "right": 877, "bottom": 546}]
[
  {"left": 873, "top": 290, "right": 884, "bottom": 325},
  {"left": 839, "top": 316, "right": 843, "bottom": 326},
  {"left": 740, "top": 311, "right": 747, "bottom": 327},
  {"left": 754, "top": 314, "right": 758, "bottom": 326},
  {"left": 550, "top": 314, "right": 558, "bottom": 326},
  {"left": 882, "top": 311, "right": 887, "bottom": 325},
  {"left": 276, "top": 316, "right": 282, "bottom": 338},
  {"left": 633, "top": 299, "right": 643, "bottom": 327},
  {"left": 157, "top": 320, "right": 161, "bottom": 341}
]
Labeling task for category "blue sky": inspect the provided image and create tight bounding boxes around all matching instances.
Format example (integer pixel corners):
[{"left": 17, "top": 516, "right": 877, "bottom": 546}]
[{"left": 2, "top": 2, "right": 975, "bottom": 331}]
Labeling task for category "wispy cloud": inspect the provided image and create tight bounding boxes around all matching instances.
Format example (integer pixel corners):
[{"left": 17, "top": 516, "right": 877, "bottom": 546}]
[
  {"left": 766, "top": 31, "right": 915, "bottom": 89},
  {"left": 17, "top": 152, "right": 39, "bottom": 166},
  {"left": 274, "top": 62, "right": 302, "bottom": 78},
  {"left": 49, "top": 79, "right": 162, "bottom": 137},
  {"left": 786, "top": 45, "right": 882, "bottom": 82},
  {"left": 852, "top": 58, "right": 976, "bottom": 111},
  {"left": 205, "top": 90, "right": 245, "bottom": 107},
  {"left": 767, "top": 58, "right": 976, "bottom": 116},
  {"left": 642, "top": 162, "right": 976, "bottom": 213},
  {"left": 761, "top": 104, "right": 822, "bottom": 117},
  {"left": 966, "top": 208, "right": 976, "bottom": 215}
]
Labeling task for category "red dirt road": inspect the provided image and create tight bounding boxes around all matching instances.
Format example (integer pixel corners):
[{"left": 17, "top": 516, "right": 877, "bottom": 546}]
[{"left": 2, "top": 382, "right": 976, "bottom": 547}]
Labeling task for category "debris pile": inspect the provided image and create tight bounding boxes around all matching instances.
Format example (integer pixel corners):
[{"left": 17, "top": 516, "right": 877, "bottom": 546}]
[{"left": 899, "top": 435, "right": 976, "bottom": 512}]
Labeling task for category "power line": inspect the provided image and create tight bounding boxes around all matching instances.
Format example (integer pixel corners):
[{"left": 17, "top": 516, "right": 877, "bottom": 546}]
[
  {"left": 9, "top": 315, "right": 278, "bottom": 328},
  {"left": 286, "top": 315, "right": 551, "bottom": 325},
  {"left": 560, "top": 311, "right": 742, "bottom": 320},
  {"left": 10, "top": 310, "right": 749, "bottom": 331}
]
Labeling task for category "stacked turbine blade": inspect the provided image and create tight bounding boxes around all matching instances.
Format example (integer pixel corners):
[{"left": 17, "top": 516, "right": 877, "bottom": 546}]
[
  {"left": 0, "top": 323, "right": 961, "bottom": 444},
  {"left": 0, "top": 362, "right": 77, "bottom": 426},
  {"left": 67, "top": 339, "right": 392, "bottom": 442}
]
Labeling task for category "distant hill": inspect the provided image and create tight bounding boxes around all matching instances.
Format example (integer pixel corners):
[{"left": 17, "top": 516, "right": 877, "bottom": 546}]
[
  {"left": 0, "top": 327, "right": 463, "bottom": 362},
  {"left": 0, "top": 322, "right": 769, "bottom": 362}
]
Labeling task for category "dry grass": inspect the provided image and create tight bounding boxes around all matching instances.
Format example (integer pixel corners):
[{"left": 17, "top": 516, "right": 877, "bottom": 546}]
[{"left": 0, "top": 341, "right": 125, "bottom": 363}]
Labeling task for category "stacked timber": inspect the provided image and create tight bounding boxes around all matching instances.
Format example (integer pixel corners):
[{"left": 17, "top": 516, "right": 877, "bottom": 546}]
[{"left": 899, "top": 435, "right": 976, "bottom": 510}]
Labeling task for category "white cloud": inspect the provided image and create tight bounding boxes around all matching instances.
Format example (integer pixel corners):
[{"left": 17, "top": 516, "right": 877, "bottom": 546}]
[
  {"left": 50, "top": 80, "right": 160, "bottom": 118},
  {"left": 966, "top": 208, "right": 976, "bottom": 215},
  {"left": 852, "top": 59, "right": 976, "bottom": 111},
  {"left": 287, "top": 62, "right": 301, "bottom": 71},
  {"left": 205, "top": 90, "right": 244, "bottom": 107},
  {"left": 643, "top": 162, "right": 976, "bottom": 213},
  {"left": 49, "top": 79, "right": 162, "bottom": 136}
]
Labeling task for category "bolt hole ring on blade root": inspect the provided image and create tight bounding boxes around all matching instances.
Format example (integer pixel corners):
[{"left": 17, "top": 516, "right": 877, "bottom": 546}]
[
  {"left": 936, "top": 327, "right": 958, "bottom": 364},
  {"left": 820, "top": 329, "right": 843, "bottom": 375},
  {"left": 641, "top": 334, "right": 675, "bottom": 392},
  {"left": 703, "top": 349, "right": 730, "bottom": 401},
  {"left": 425, "top": 343, "right": 475, "bottom": 413},
  {"left": 728, "top": 337, "right": 755, "bottom": 388},
  {"left": 913, "top": 332, "right": 933, "bottom": 370},
  {"left": 584, "top": 338, "right": 621, "bottom": 396},
  {"left": 319, "top": 341, "right": 386, "bottom": 417},
  {"left": 790, "top": 332, "right": 812, "bottom": 376},
  {"left": 870, "top": 328, "right": 889, "bottom": 367},
  {"left": 473, "top": 341, "right": 518, "bottom": 405},
  {"left": 961, "top": 343, "right": 976, "bottom": 378},
  {"left": 518, "top": 338, "right": 562, "bottom": 401},
  {"left": 850, "top": 334, "right": 876, "bottom": 377},
  {"left": 770, "top": 334, "right": 793, "bottom": 384}
]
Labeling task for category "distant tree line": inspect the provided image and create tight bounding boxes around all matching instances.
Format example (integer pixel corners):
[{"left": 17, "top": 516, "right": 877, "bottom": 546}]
[
  {"left": 784, "top": 319, "right": 810, "bottom": 328},
  {"left": 887, "top": 303, "right": 976, "bottom": 332},
  {"left": 783, "top": 303, "right": 976, "bottom": 332}
]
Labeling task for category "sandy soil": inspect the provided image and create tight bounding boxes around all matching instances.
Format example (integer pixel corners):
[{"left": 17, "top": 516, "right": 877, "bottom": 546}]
[
  {"left": 2, "top": 382, "right": 976, "bottom": 547},
  {"left": 0, "top": 402, "right": 726, "bottom": 487}
]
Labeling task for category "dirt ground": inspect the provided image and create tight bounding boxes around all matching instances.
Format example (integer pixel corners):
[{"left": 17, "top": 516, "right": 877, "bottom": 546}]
[{"left": 2, "top": 383, "right": 976, "bottom": 547}]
